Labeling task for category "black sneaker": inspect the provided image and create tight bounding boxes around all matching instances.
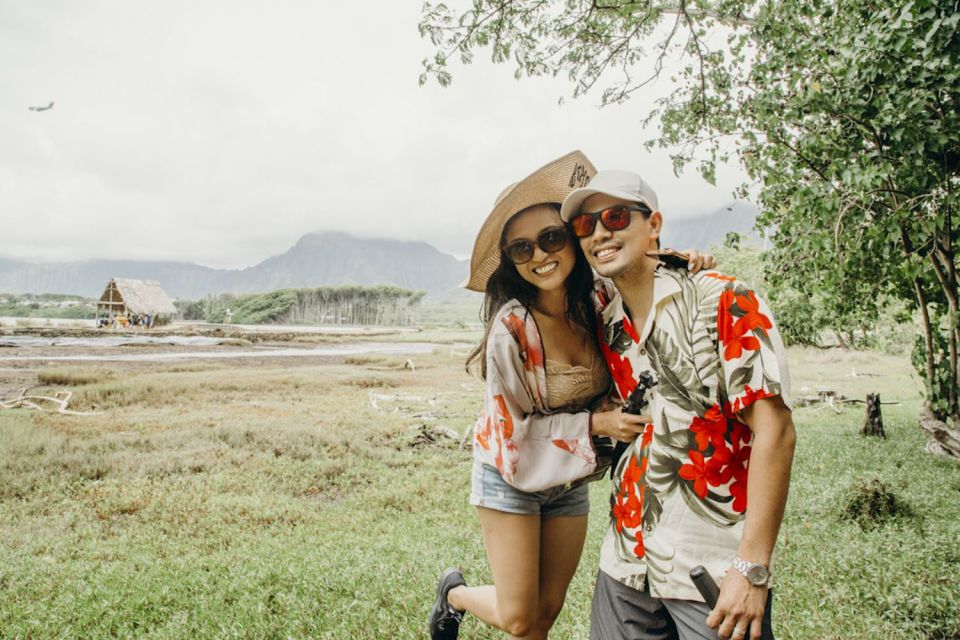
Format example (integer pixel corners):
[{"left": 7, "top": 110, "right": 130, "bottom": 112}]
[{"left": 428, "top": 568, "right": 466, "bottom": 640}]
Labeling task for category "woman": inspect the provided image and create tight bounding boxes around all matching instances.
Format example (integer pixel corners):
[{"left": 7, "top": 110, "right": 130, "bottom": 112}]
[{"left": 429, "top": 151, "right": 711, "bottom": 640}]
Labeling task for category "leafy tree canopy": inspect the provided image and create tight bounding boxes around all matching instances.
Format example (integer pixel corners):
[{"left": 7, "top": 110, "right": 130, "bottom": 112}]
[{"left": 421, "top": 0, "right": 960, "bottom": 423}]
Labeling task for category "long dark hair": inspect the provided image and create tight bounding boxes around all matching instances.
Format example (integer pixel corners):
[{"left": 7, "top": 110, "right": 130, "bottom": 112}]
[{"left": 466, "top": 205, "right": 597, "bottom": 378}]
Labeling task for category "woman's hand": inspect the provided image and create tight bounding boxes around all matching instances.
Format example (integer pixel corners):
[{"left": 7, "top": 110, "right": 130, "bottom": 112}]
[
  {"left": 645, "top": 249, "right": 717, "bottom": 272},
  {"left": 685, "top": 249, "right": 717, "bottom": 272},
  {"left": 591, "top": 408, "right": 650, "bottom": 443}
]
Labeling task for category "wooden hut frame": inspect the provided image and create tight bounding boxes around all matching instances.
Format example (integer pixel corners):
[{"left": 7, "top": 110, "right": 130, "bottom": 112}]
[{"left": 96, "top": 278, "right": 176, "bottom": 324}]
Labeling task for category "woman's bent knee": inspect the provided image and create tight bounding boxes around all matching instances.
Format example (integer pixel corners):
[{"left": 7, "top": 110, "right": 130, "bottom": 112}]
[
  {"left": 538, "top": 598, "right": 565, "bottom": 629},
  {"left": 502, "top": 613, "right": 538, "bottom": 638}
]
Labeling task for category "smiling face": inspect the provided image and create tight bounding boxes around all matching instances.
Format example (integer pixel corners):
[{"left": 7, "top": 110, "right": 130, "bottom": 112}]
[
  {"left": 576, "top": 193, "right": 662, "bottom": 282},
  {"left": 503, "top": 204, "right": 576, "bottom": 294}
]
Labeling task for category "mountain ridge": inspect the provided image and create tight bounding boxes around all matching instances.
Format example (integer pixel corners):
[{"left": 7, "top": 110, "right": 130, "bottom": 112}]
[
  {"left": 0, "top": 203, "right": 761, "bottom": 298},
  {"left": 0, "top": 233, "right": 469, "bottom": 299}
]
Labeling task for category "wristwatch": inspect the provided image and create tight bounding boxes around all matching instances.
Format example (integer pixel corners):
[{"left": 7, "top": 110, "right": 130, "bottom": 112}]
[{"left": 731, "top": 557, "right": 771, "bottom": 586}]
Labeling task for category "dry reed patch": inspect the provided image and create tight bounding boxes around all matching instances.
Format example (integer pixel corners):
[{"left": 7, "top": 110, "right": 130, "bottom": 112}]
[
  {"left": 341, "top": 376, "right": 398, "bottom": 389},
  {"left": 4, "top": 359, "right": 463, "bottom": 497},
  {"left": 69, "top": 380, "right": 190, "bottom": 409},
  {"left": 3, "top": 405, "right": 334, "bottom": 477},
  {"left": 36, "top": 368, "right": 117, "bottom": 387},
  {"left": 61, "top": 366, "right": 333, "bottom": 412},
  {"left": 290, "top": 335, "right": 339, "bottom": 344},
  {"left": 343, "top": 356, "right": 386, "bottom": 365},
  {"left": 157, "top": 363, "right": 224, "bottom": 374}
]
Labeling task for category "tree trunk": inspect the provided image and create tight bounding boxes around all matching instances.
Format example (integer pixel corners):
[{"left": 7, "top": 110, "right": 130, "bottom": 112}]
[
  {"left": 913, "top": 278, "right": 937, "bottom": 394},
  {"left": 950, "top": 308, "right": 959, "bottom": 421},
  {"left": 861, "top": 394, "right": 886, "bottom": 438},
  {"left": 919, "top": 403, "right": 960, "bottom": 459},
  {"left": 930, "top": 244, "right": 959, "bottom": 420},
  {"left": 834, "top": 328, "right": 849, "bottom": 350}
]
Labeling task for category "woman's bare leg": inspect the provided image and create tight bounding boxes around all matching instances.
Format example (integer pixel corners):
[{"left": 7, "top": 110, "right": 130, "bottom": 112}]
[
  {"left": 447, "top": 507, "right": 542, "bottom": 637},
  {"left": 533, "top": 514, "right": 589, "bottom": 637}
]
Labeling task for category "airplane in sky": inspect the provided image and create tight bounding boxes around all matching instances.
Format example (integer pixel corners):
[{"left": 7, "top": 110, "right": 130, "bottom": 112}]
[{"left": 28, "top": 101, "right": 55, "bottom": 112}]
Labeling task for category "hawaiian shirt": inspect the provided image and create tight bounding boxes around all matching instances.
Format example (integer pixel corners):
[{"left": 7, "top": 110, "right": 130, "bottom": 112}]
[
  {"left": 472, "top": 299, "right": 611, "bottom": 492},
  {"left": 594, "top": 266, "right": 792, "bottom": 601}
]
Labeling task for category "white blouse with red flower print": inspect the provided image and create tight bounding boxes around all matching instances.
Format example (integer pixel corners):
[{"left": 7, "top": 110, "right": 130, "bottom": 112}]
[{"left": 472, "top": 299, "right": 611, "bottom": 493}]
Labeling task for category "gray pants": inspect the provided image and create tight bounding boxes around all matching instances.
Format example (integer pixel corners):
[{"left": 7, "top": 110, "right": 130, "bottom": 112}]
[{"left": 589, "top": 570, "right": 775, "bottom": 640}]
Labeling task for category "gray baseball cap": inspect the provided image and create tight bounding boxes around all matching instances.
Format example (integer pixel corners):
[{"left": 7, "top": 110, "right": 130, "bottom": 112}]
[{"left": 560, "top": 170, "right": 660, "bottom": 221}]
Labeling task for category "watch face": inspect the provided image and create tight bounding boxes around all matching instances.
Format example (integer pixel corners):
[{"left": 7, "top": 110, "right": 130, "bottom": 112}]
[{"left": 746, "top": 564, "right": 770, "bottom": 585}]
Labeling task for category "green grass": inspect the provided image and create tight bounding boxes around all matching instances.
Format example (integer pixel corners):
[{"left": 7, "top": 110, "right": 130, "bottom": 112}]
[{"left": 0, "top": 347, "right": 958, "bottom": 638}]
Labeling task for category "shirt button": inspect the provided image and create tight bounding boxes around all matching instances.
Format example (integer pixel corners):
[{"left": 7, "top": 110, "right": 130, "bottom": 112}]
[{"left": 639, "top": 348, "right": 646, "bottom": 356}]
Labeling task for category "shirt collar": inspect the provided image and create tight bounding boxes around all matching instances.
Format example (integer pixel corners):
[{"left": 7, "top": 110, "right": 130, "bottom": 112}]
[{"left": 600, "top": 265, "right": 685, "bottom": 341}]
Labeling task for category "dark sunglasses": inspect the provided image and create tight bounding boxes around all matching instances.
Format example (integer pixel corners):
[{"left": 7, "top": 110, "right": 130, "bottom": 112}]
[
  {"left": 502, "top": 225, "right": 568, "bottom": 265},
  {"left": 569, "top": 205, "right": 651, "bottom": 238}
]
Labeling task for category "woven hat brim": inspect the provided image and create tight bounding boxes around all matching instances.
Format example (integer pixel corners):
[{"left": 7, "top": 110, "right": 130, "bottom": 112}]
[{"left": 466, "top": 150, "right": 596, "bottom": 292}]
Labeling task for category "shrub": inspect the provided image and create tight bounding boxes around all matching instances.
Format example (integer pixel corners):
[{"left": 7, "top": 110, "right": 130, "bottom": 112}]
[{"left": 841, "top": 478, "right": 915, "bottom": 530}]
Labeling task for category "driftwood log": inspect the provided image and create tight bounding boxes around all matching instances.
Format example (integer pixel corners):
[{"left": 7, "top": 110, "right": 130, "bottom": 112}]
[
  {"left": 0, "top": 389, "right": 100, "bottom": 416},
  {"left": 459, "top": 422, "right": 474, "bottom": 449},
  {"left": 919, "top": 403, "right": 960, "bottom": 460},
  {"left": 860, "top": 393, "right": 886, "bottom": 438},
  {"left": 795, "top": 390, "right": 900, "bottom": 416},
  {"left": 368, "top": 391, "right": 439, "bottom": 410},
  {"left": 367, "top": 359, "right": 416, "bottom": 372}
]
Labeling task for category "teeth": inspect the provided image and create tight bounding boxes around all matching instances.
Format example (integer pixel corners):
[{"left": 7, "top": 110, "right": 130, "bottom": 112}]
[
  {"left": 596, "top": 247, "right": 619, "bottom": 259},
  {"left": 533, "top": 261, "right": 558, "bottom": 275}
]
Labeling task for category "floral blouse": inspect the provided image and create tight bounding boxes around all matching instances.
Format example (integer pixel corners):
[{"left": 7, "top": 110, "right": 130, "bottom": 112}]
[
  {"left": 472, "top": 299, "right": 611, "bottom": 493},
  {"left": 594, "top": 267, "right": 792, "bottom": 600}
]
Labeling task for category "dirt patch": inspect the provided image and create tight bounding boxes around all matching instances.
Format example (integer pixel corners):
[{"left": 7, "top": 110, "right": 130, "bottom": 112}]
[{"left": 402, "top": 424, "right": 461, "bottom": 449}]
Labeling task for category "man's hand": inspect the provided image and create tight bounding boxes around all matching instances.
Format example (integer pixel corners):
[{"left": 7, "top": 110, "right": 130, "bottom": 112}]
[
  {"left": 706, "top": 569, "right": 768, "bottom": 640},
  {"left": 591, "top": 407, "right": 649, "bottom": 443}
]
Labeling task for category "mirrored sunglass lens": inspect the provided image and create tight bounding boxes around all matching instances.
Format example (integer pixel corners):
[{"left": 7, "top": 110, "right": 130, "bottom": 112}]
[
  {"left": 602, "top": 207, "right": 632, "bottom": 229},
  {"left": 571, "top": 214, "right": 596, "bottom": 237},
  {"left": 539, "top": 229, "right": 566, "bottom": 252}
]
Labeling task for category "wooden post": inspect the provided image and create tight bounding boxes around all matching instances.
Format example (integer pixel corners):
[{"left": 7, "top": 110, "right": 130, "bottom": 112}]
[{"left": 861, "top": 393, "right": 886, "bottom": 438}]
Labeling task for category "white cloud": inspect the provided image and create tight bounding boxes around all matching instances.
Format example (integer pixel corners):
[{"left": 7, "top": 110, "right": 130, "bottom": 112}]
[{"left": 0, "top": 0, "right": 748, "bottom": 268}]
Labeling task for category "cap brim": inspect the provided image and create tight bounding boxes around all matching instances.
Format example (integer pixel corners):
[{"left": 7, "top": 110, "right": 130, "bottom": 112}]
[{"left": 560, "top": 186, "right": 655, "bottom": 221}]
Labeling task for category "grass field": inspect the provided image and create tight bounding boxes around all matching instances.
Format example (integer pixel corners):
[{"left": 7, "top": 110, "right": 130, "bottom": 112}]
[{"left": 1, "top": 340, "right": 959, "bottom": 639}]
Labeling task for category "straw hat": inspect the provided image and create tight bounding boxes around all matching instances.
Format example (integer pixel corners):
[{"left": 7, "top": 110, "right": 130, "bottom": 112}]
[{"left": 465, "top": 150, "right": 597, "bottom": 292}]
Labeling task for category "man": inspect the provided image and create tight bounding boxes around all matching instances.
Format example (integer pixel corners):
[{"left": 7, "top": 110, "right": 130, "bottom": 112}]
[{"left": 560, "top": 171, "right": 796, "bottom": 640}]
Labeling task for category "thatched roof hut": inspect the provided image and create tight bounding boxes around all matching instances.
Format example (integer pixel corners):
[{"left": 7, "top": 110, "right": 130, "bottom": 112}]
[{"left": 97, "top": 278, "right": 176, "bottom": 317}]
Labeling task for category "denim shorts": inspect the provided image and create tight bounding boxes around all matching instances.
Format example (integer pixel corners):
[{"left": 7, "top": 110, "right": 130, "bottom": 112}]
[{"left": 469, "top": 461, "right": 590, "bottom": 517}]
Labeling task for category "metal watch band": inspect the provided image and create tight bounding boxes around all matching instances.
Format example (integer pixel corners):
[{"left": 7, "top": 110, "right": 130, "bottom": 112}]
[{"left": 732, "top": 557, "right": 771, "bottom": 586}]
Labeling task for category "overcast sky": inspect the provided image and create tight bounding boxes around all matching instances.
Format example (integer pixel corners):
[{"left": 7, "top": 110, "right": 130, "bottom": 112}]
[{"left": 1, "top": 1, "right": 749, "bottom": 268}]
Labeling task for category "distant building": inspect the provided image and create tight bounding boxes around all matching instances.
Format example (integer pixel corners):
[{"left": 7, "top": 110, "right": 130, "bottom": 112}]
[{"left": 96, "top": 278, "right": 176, "bottom": 327}]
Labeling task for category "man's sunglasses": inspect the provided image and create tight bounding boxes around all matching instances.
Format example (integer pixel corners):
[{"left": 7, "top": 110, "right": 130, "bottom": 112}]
[
  {"left": 569, "top": 205, "right": 651, "bottom": 238},
  {"left": 502, "top": 226, "right": 568, "bottom": 265}
]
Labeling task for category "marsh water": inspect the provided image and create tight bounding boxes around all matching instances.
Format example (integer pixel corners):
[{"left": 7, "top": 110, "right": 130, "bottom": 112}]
[{"left": 0, "top": 337, "right": 444, "bottom": 362}]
